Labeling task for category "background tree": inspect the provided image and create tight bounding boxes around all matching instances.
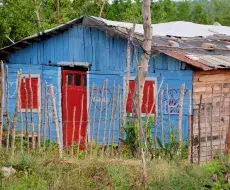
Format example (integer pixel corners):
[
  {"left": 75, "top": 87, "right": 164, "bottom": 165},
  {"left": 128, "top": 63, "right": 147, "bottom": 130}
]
[{"left": 1, "top": 0, "right": 230, "bottom": 48}]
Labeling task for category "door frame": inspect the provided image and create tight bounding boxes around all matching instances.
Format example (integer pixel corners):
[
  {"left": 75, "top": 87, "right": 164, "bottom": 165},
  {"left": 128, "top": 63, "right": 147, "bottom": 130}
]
[{"left": 61, "top": 63, "right": 89, "bottom": 147}]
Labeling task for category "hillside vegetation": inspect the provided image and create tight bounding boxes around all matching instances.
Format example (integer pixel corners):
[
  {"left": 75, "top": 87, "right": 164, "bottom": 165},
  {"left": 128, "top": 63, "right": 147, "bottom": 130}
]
[{"left": 1, "top": 0, "right": 230, "bottom": 48}]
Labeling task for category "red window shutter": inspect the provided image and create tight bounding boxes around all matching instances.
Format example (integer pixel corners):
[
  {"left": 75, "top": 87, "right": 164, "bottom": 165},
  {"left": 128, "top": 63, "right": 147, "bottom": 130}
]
[
  {"left": 20, "top": 78, "right": 38, "bottom": 109},
  {"left": 126, "top": 80, "right": 155, "bottom": 114}
]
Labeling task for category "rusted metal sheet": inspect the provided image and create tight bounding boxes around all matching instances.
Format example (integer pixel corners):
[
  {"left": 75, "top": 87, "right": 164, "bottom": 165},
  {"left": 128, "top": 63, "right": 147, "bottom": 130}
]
[{"left": 161, "top": 50, "right": 213, "bottom": 71}]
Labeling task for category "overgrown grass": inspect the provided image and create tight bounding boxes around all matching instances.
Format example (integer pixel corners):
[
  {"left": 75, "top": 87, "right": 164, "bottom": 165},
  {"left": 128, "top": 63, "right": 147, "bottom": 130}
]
[{"left": 1, "top": 148, "right": 229, "bottom": 190}]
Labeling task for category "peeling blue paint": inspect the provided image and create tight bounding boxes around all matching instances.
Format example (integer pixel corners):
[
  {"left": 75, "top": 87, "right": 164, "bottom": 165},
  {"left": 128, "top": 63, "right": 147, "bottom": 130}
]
[{"left": 5, "top": 24, "right": 193, "bottom": 144}]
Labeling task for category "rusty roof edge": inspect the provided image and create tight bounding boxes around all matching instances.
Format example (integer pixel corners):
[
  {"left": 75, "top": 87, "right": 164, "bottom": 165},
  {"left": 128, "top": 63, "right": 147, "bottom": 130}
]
[{"left": 159, "top": 49, "right": 213, "bottom": 71}]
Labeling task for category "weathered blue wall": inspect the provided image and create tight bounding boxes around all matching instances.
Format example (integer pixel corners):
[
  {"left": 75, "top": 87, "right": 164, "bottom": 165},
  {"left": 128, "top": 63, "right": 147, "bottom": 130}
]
[{"left": 5, "top": 24, "right": 193, "bottom": 145}]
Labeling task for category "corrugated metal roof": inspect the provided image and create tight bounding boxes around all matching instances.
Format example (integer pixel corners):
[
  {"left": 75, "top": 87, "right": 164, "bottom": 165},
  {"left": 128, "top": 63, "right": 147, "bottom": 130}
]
[
  {"left": 161, "top": 50, "right": 230, "bottom": 70},
  {"left": 93, "top": 17, "right": 230, "bottom": 37}
]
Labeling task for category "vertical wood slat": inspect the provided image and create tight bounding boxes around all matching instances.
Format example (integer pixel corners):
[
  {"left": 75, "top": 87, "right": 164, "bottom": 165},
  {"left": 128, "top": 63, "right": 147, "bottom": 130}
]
[
  {"left": 165, "top": 83, "right": 171, "bottom": 130},
  {"left": 23, "top": 77, "right": 29, "bottom": 152},
  {"left": 85, "top": 82, "right": 94, "bottom": 158},
  {"left": 102, "top": 80, "right": 108, "bottom": 158},
  {"left": 210, "top": 86, "right": 214, "bottom": 159},
  {"left": 107, "top": 81, "right": 115, "bottom": 156},
  {"left": 204, "top": 89, "right": 208, "bottom": 163},
  {"left": 43, "top": 82, "right": 48, "bottom": 149},
  {"left": 29, "top": 72, "right": 35, "bottom": 149},
  {"left": 188, "top": 90, "right": 192, "bottom": 163},
  {"left": 111, "top": 84, "right": 120, "bottom": 156},
  {"left": 90, "top": 87, "right": 99, "bottom": 158},
  {"left": 96, "top": 81, "right": 105, "bottom": 154},
  {"left": 0, "top": 61, "right": 4, "bottom": 148},
  {"left": 65, "top": 75, "right": 68, "bottom": 148},
  {"left": 219, "top": 82, "right": 223, "bottom": 157},
  {"left": 198, "top": 94, "right": 202, "bottom": 165},
  {"left": 71, "top": 106, "right": 76, "bottom": 157},
  {"left": 6, "top": 65, "right": 10, "bottom": 150},
  {"left": 11, "top": 71, "right": 22, "bottom": 156},
  {"left": 160, "top": 90, "right": 164, "bottom": 147},
  {"left": 178, "top": 84, "right": 185, "bottom": 150},
  {"left": 50, "top": 84, "right": 62, "bottom": 158},
  {"left": 77, "top": 96, "right": 84, "bottom": 158},
  {"left": 20, "top": 90, "right": 23, "bottom": 152},
  {"left": 37, "top": 77, "right": 41, "bottom": 149},
  {"left": 144, "top": 86, "right": 150, "bottom": 151},
  {"left": 120, "top": 25, "right": 135, "bottom": 155},
  {"left": 227, "top": 89, "right": 230, "bottom": 155}
]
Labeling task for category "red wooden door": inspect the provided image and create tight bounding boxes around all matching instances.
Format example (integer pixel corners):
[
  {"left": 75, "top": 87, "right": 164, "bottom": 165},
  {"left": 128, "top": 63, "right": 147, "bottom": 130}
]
[{"left": 62, "top": 70, "right": 87, "bottom": 147}]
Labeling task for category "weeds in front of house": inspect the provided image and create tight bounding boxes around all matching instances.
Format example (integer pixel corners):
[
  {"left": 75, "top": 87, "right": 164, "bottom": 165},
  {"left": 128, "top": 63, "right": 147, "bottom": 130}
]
[
  {"left": 1, "top": 148, "right": 230, "bottom": 190},
  {"left": 1, "top": 118, "right": 230, "bottom": 189}
]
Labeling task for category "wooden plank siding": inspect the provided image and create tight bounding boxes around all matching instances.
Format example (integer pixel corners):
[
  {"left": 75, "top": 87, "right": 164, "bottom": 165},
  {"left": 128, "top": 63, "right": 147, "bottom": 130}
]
[
  {"left": 4, "top": 25, "right": 193, "bottom": 144},
  {"left": 192, "top": 70, "right": 230, "bottom": 162}
]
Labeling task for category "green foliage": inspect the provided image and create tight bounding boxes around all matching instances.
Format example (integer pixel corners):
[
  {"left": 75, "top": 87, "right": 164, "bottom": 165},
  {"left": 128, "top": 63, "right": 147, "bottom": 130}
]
[
  {"left": 0, "top": 149, "right": 222, "bottom": 189},
  {"left": 202, "top": 158, "right": 230, "bottom": 189},
  {"left": 155, "top": 131, "right": 188, "bottom": 160},
  {"left": 1, "top": 0, "right": 230, "bottom": 48},
  {"left": 124, "top": 120, "right": 139, "bottom": 156}
]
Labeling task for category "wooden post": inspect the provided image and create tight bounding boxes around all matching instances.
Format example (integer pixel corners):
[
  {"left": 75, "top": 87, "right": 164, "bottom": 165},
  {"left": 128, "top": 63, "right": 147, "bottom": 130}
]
[
  {"left": 77, "top": 95, "right": 84, "bottom": 158},
  {"left": 120, "top": 24, "right": 136, "bottom": 155},
  {"left": 165, "top": 84, "right": 171, "bottom": 129},
  {"left": 96, "top": 81, "right": 105, "bottom": 154},
  {"left": 71, "top": 106, "right": 76, "bottom": 157},
  {"left": 160, "top": 90, "right": 164, "bottom": 147},
  {"left": 188, "top": 90, "right": 192, "bottom": 163},
  {"left": 118, "top": 87, "right": 123, "bottom": 158},
  {"left": 198, "top": 94, "right": 202, "bottom": 165},
  {"left": 0, "top": 60, "right": 4, "bottom": 148},
  {"left": 65, "top": 75, "right": 68, "bottom": 148},
  {"left": 226, "top": 91, "right": 230, "bottom": 155},
  {"left": 43, "top": 82, "right": 48, "bottom": 149},
  {"left": 154, "top": 114, "right": 157, "bottom": 151},
  {"left": 19, "top": 90, "right": 23, "bottom": 152},
  {"left": 5, "top": 65, "right": 11, "bottom": 150},
  {"left": 37, "top": 80, "right": 41, "bottom": 149},
  {"left": 48, "top": 111, "right": 51, "bottom": 148},
  {"left": 102, "top": 80, "right": 108, "bottom": 158},
  {"left": 84, "top": 82, "right": 94, "bottom": 158},
  {"left": 50, "top": 84, "right": 62, "bottom": 158},
  {"left": 145, "top": 84, "right": 156, "bottom": 126},
  {"left": 178, "top": 84, "right": 185, "bottom": 150},
  {"left": 204, "top": 89, "right": 208, "bottom": 163},
  {"left": 23, "top": 77, "right": 29, "bottom": 152},
  {"left": 90, "top": 87, "right": 99, "bottom": 158},
  {"left": 111, "top": 85, "right": 120, "bottom": 156},
  {"left": 144, "top": 86, "right": 150, "bottom": 150},
  {"left": 210, "top": 86, "right": 214, "bottom": 159},
  {"left": 145, "top": 86, "right": 150, "bottom": 119},
  {"left": 11, "top": 71, "right": 22, "bottom": 156},
  {"left": 29, "top": 72, "right": 35, "bottom": 149},
  {"left": 107, "top": 81, "right": 115, "bottom": 156},
  {"left": 219, "top": 82, "right": 223, "bottom": 157}
]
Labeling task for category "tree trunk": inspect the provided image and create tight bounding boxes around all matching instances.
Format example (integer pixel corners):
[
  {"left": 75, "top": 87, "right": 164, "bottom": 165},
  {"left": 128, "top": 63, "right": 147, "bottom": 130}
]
[
  {"left": 132, "top": 0, "right": 152, "bottom": 151},
  {"left": 32, "top": 0, "right": 41, "bottom": 27},
  {"left": 132, "top": 0, "right": 152, "bottom": 116},
  {"left": 133, "top": 0, "right": 152, "bottom": 186}
]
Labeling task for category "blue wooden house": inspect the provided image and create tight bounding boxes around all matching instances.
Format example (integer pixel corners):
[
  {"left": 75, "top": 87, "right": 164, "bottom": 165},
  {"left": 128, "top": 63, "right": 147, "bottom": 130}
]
[{"left": 1, "top": 16, "right": 229, "bottom": 153}]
